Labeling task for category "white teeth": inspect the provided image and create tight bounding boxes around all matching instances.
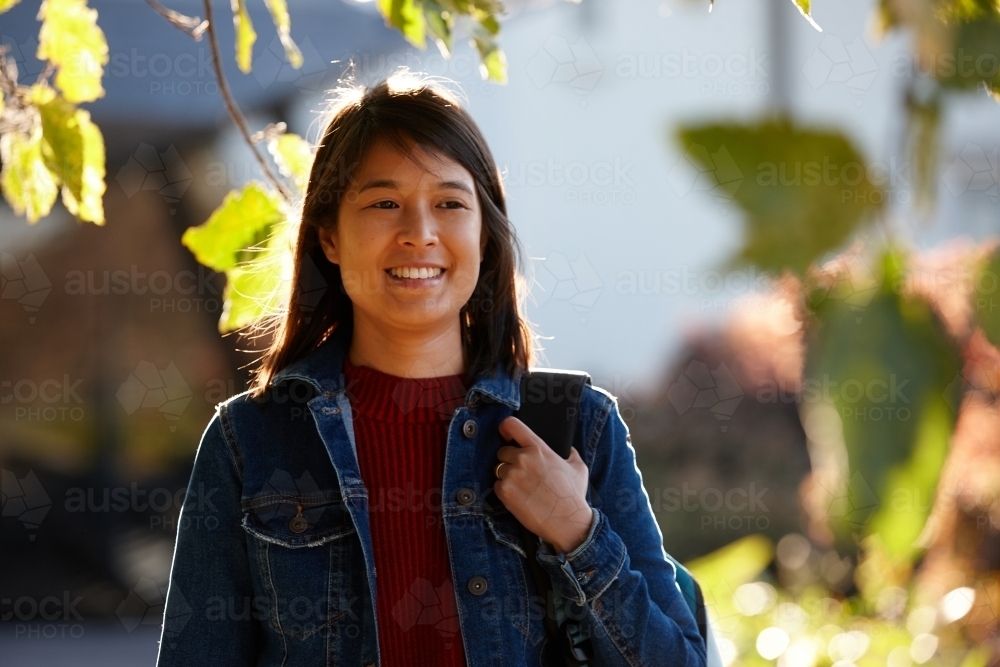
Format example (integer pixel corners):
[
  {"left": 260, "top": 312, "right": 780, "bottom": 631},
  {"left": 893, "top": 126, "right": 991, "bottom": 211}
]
[{"left": 390, "top": 267, "right": 442, "bottom": 279}]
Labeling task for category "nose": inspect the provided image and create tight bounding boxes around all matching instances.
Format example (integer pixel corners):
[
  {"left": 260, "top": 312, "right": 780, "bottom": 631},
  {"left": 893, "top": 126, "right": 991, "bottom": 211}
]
[{"left": 397, "top": 202, "right": 438, "bottom": 248}]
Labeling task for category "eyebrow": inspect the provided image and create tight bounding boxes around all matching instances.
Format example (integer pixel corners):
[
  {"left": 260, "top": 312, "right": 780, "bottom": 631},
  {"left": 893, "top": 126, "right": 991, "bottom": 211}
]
[{"left": 356, "top": 178, "right": 474, "bottom": 195}]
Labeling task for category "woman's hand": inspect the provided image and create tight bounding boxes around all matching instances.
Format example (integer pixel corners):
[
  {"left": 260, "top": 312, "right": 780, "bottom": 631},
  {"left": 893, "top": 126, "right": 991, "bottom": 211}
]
[{"left": 494, "top": 416, "right": 595, "bottom": 555}]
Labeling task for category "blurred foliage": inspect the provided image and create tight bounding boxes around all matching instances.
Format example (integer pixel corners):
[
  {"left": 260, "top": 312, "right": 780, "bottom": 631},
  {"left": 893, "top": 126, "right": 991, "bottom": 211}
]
[
  {"left": 0, "top": 0, "right": 510, "bottom": 221},
  {"left": 686, "top": 532, "right": 992, "bottom": 667},
  {"left": 677, "top": 120, "right": 883, "bottom": 275},
  {"left": 805, "top": 249, "right": 961, "bottom": 566},
  {"left": 672, "top": 3, "right": 1000, "bottom": 664},
  {"left": 974, "top": 249, "right": 1000, "bottom": 348}
]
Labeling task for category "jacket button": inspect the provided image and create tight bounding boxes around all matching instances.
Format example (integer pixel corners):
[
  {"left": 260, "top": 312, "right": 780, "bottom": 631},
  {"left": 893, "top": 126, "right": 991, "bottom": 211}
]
[
  {"left": 467, "top": 576, "right": 488, "bottom": 595},
  {"left": 462, "top": 419, "right": 478, "bottom": 438},
  {"left": 288, "top": 515, "right": 308, "bottom": 533},
  {"left": 456, "top": 488, "right": 476, "bottom": 505}
]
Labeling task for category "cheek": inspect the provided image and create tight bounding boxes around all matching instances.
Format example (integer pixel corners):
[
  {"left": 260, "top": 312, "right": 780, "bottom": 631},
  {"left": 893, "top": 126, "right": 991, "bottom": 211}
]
[{"left": 450, "top": 235, "right": 484, "bottom": 297}]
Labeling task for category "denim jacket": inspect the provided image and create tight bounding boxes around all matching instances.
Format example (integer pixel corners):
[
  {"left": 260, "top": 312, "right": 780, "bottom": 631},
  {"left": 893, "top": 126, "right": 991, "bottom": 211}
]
[{"left": 155, "top": 327, "right": 708, "bottom": 667}]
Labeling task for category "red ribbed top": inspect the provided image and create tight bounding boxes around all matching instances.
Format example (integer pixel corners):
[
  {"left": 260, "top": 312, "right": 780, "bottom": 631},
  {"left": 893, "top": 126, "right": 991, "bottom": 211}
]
[{"left": 342, "top": 355, "right": 470, "bottom": 667}]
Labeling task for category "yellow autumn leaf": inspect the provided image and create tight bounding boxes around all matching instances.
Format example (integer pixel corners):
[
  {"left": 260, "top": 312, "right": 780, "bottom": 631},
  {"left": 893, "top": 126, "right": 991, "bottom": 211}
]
[
  {"left": 32, "top": 84, "right": 106, "bottom": 224},
  {"left": 0, "top": 129, "right": 60, "bottom": 223},
  {"left": 790, "top": 0, "right": 822, "bottom": 31},
  {"left": 37, "top": 0, "right": 109, "bottom": 103},
  {"left": 231, "top": 0, "right": 257, "bottom": 73},
  {"left": 263, "top": 0, "right": 303, "bottom": 68},
  {"left": 267, "top": 132, "right": 313, "bottom": 193},
  {"left": 61, "top": 108, "right": 106, "bottom": 224}
]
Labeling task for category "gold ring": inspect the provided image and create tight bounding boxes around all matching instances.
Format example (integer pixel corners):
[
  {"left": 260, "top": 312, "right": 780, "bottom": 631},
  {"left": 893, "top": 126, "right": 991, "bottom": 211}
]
[{"left": 494, "top": 461, "right": 507, "bottom": 479}]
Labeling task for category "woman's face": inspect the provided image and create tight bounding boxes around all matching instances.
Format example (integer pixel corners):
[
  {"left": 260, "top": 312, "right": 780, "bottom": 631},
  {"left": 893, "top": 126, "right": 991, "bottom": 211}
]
[{"left": 318, "top": 137, "right": 486, "bottom": 335}]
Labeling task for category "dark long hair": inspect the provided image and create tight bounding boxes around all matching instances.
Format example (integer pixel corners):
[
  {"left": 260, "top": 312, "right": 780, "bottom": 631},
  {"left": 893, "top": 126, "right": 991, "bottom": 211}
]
[{"left": 248, "top": 70, "right": 537, "bottom": 398}]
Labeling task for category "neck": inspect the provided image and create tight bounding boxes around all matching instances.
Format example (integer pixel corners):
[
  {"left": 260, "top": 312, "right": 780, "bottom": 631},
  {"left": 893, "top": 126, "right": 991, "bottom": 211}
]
[{"left": 348, "top": 311, "right": 466, "bottom": 378}]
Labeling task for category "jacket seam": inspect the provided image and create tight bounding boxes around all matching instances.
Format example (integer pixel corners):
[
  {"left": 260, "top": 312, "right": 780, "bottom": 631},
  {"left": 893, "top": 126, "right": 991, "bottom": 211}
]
[
  {"left": 218, "top": 403, "right": 246, "bottom": 484},
  {"left": 584, "top": 390, "right": 614, "bottom": 471},
  {"left": 583, "top": 536, "right": 627, "bottom": 604},
  {"left": 591, "top": 598, "right": 644, "bottom": 667}
]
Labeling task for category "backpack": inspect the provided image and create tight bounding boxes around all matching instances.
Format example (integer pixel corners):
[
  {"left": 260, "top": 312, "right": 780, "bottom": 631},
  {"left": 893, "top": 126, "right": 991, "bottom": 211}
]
[{"left": 513, "top": 370, "right": 723, "bottom": 667}]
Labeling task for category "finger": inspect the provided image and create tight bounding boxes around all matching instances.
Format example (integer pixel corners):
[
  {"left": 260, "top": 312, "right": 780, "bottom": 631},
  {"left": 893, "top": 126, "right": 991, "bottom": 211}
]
[
  {"left": 498, "top": 416, "right": 543, "bottom": 449},
  {"left": 495, "top": 445, "right": 522, "bottom": 463}
]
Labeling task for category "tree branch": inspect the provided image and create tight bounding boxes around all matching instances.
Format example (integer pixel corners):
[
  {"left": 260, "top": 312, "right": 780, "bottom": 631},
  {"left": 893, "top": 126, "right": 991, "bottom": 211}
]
[
  {"left": 145, "top": 0, "right": 208, "bottom": 39},
  {"left": 197, "top": 0, "right": 293, "bottom": 203}
]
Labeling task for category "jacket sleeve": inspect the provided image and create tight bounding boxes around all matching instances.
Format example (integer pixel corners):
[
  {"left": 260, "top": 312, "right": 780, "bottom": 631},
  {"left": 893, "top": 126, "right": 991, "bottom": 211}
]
[
  {"left": 155, "top": 404, "right": 261, "bottom": 666},
  {"left": 534, "top": 390, "right": 707, "bottom": 667}
]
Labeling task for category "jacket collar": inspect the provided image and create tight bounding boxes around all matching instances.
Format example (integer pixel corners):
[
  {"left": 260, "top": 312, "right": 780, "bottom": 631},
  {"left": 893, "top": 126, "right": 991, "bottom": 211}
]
[{"left": 271, "top": 326, "right": 523, "bottom": 410}]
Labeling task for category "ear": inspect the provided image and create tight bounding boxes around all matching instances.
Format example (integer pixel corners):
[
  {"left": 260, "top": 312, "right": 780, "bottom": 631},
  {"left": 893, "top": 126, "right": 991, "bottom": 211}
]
[{"left": 317, "top": 225, "right": 340, "bottom": 265}]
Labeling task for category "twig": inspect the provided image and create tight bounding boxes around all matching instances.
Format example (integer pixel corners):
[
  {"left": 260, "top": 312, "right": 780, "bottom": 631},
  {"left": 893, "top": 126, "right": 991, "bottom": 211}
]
[
  {"left": 145, "top": 0, "right": 208, "bottom": 39},
  {"left": 200, "top": 0, "right": 293, "bottom": 203}
]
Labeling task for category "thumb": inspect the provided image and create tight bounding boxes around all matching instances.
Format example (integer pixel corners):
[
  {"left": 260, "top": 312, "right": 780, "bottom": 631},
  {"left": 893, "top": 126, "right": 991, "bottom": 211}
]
[{"left": 567, "top": 446, "right": 587, "bottom": 471}]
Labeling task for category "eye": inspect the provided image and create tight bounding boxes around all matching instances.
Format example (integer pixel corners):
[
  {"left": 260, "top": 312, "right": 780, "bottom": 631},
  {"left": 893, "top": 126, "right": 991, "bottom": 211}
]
[
  {"left": 371, "top": 200, "right": 398, "bottom": 209},
  {"left": 439, "top": 200, "right": 467, "bottom": 209}
]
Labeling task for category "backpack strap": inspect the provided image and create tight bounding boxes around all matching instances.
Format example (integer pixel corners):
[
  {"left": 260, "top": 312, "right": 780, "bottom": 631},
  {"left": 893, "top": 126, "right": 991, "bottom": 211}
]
[
  {"left": 514, "top": 369, "right": 593, "bottom": 666},
  {"left": 515, "top": 369, "right": 592, "bottom": 458},
  {"left": 664, "top": 553, "right": 709, "bottom": 646},
  {"left": 513, "top": 369, "right": 711, "bottom": 658}
]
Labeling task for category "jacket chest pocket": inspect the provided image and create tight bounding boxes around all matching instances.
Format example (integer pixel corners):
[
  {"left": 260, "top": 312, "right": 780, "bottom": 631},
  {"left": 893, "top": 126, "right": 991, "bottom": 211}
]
[{"left": 241, "top": 491, "right": 358, "bottom": 640}]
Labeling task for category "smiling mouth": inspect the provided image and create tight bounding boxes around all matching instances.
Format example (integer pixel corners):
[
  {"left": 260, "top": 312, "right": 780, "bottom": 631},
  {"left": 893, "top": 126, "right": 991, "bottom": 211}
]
[{"left": 385, "top": 267, "right": 446, "bottom": 280}]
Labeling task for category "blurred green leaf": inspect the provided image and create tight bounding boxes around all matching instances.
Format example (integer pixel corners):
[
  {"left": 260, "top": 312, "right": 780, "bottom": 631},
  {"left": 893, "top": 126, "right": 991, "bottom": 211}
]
[
  {"left": 806, "top": 250, "right": 962, "bottom": 560},
  {"left": 685, "top": 534, "right": 773, "bottom": 599},
  {"left": 423, "top": 0, "right": 454, "bottom": 56},
  {"left": 677, "top": 119, "right": 883, "bottom": 275},
  {"left": 263, "top": 0, "right": 303, "bottom": 69},
  {"left": 32, "top": 84, "right": 105, "bottom": 224},
  {"left": 974, "top": 249, "right": 1000, "bottom": 346},
  {"left": 939, "top": 16, "right": 1000, "bottom": 94},
  {"left": 377, "top": 0, "right": 426, "bottom": 49},
  {"left": 472, "top": 33, "right": 507, "bottom": 83},
  {"left": 866, "top": 396, "right": 951, "bottom": 562},
  {"left": 36, "top": 0, "right": 109, "bottom": 103},
  {"left": 218, "top": 225, "right": 291, "bottom": 332},
  {"left": 267, "top": 132, "right": 313, "bottom": 193},
  {"left": 182, "top": 181, "right": 285, "bottom": 272},
  {"left": 0, "top": 129, "right": 59, "bottom": 222},
  {"left": 232, "top": 0, "right": 256, "bottom": 74},
  {"left": 182, "top": 182, "right": 291, "bottom": 331}
]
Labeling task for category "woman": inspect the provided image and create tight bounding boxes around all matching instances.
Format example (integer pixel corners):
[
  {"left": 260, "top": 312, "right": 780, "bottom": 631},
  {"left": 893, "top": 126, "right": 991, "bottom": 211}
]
[{"left": 156, "top": 70, "right": 707, "bottom": 667}]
